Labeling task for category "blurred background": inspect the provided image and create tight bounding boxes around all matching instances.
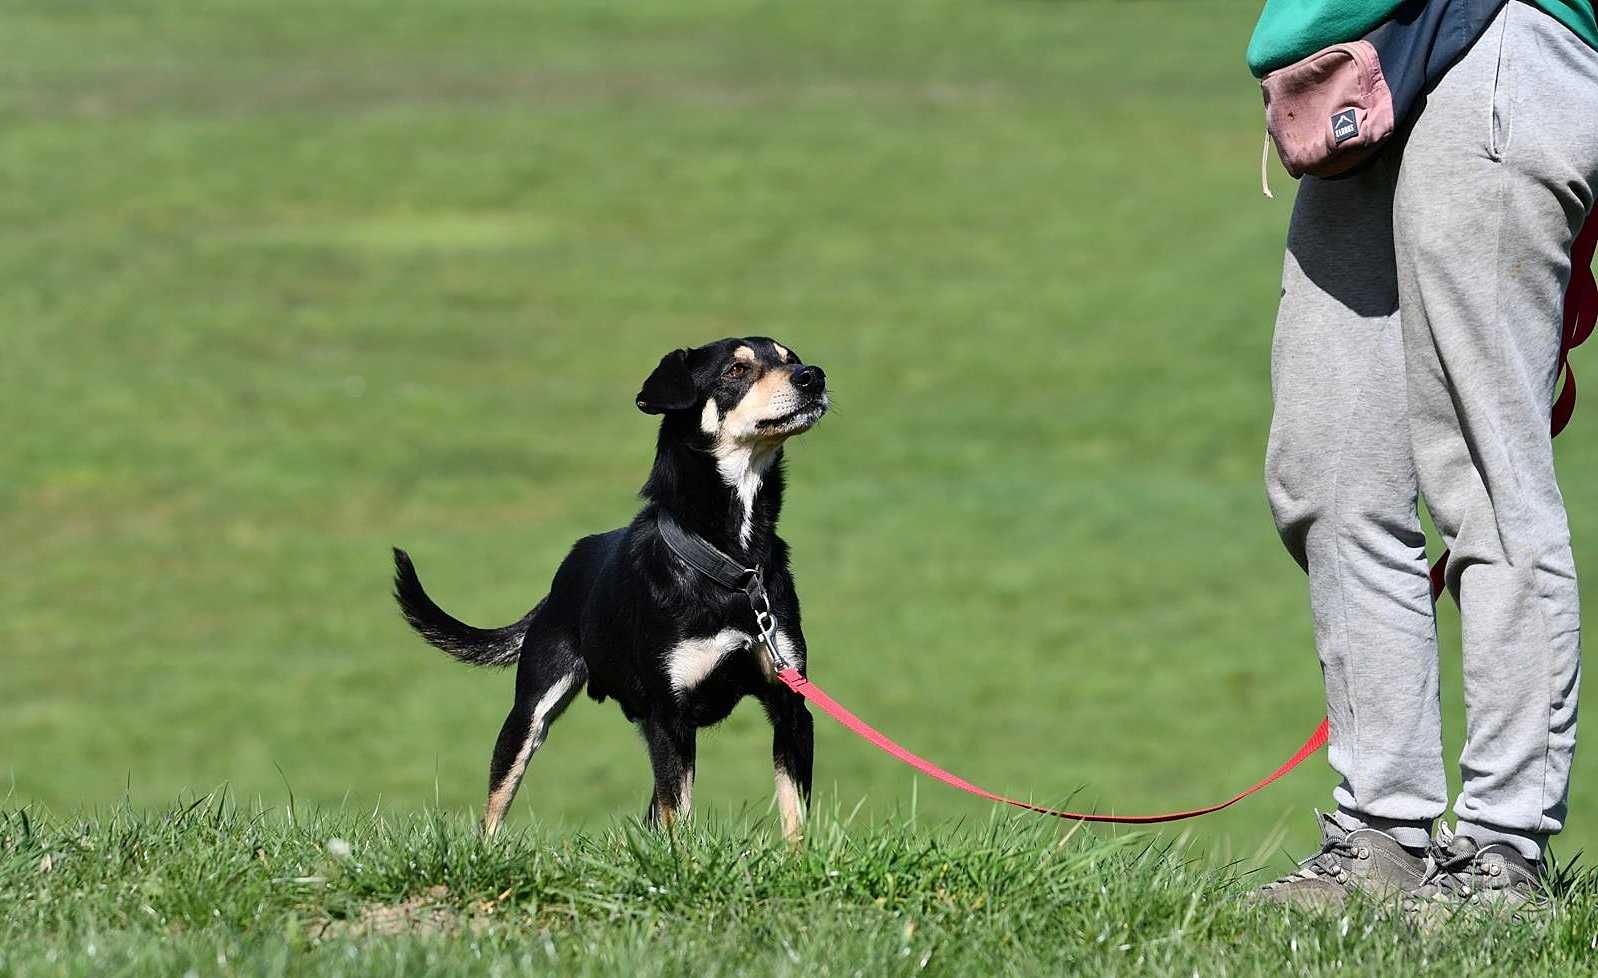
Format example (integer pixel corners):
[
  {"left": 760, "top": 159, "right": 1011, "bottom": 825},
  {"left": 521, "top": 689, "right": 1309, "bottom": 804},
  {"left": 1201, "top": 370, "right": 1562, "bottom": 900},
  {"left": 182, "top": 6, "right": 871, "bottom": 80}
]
[{"left": 5, "top": 0, "right": 1596, "bottom": 865}]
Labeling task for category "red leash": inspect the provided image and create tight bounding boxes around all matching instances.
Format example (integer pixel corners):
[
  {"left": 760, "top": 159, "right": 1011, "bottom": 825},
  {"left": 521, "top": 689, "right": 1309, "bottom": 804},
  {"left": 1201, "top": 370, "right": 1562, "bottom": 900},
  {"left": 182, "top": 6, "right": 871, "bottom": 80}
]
[
  {"left": 781, "top": 215, "right": 1598, "bottom": 825},
  {"left": 777, "top": 667, "right": 1327, "bottom": 823}
]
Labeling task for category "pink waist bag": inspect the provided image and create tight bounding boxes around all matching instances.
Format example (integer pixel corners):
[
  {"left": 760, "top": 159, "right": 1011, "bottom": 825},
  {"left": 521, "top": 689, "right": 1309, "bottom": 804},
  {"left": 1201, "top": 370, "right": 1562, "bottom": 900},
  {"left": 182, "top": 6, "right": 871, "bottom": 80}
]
[
  {"left": 1261, "top": 42, "right": 1395, "bottom": 179},
  {"left": 1259, "top": 0, "right": 1506, "bottom": 180}
]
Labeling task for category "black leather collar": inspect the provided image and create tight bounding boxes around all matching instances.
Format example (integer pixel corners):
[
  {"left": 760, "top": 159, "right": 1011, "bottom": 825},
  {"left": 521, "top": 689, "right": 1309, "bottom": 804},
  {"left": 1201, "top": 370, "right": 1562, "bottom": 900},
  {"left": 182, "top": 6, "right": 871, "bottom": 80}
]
[
  {"left": 656, "top": 511, "right": 791, "bottom": 670},
  {"left": 656, "top": 511, "right": 760, "bottom": 594}
]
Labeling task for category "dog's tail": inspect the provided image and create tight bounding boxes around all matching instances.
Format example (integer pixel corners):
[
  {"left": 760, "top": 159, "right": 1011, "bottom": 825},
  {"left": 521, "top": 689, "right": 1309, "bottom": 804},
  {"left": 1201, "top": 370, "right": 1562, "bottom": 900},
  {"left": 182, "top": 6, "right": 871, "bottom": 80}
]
[{"left": 392, "top": 548, "right": 541, "bottom": 667}]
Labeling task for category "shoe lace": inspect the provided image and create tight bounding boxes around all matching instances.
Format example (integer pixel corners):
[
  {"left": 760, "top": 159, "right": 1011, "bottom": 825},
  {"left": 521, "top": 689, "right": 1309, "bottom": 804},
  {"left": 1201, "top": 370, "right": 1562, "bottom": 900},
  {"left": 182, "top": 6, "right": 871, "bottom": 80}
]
[
  {"left": 1422, "top": 841, "right": 1483, "bottom": 896},
  {"left": 1280, "top": 836, "right": 1360, "bottom": 884}
]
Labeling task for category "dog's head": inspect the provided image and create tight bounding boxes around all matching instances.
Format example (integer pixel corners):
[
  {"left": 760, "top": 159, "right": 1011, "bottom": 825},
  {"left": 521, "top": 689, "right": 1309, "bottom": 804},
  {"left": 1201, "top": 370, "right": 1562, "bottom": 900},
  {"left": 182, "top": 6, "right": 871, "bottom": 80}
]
[{"left": 635, "top": 337, "right": 828, "bottom": 445}]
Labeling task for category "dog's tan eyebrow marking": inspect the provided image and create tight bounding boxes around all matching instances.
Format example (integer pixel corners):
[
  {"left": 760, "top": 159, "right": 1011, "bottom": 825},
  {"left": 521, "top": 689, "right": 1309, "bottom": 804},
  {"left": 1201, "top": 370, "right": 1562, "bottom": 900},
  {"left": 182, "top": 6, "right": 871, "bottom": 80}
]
[
  {"left": 773, "top": 343, "right": 790, "bottom": 362},
  {"left": 733, "top": 345, "right": 756, "bottom": 361}
]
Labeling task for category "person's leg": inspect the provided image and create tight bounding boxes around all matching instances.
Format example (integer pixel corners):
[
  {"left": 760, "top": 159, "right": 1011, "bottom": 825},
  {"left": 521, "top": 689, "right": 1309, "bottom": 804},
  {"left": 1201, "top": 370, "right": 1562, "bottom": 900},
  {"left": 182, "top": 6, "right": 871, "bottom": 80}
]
[
  {"left": 1265, "top": 151, "right": 1445, "bottom": 851},
  {"left": 1395, "top": 1, "right": 1598, "bottom": 863}
]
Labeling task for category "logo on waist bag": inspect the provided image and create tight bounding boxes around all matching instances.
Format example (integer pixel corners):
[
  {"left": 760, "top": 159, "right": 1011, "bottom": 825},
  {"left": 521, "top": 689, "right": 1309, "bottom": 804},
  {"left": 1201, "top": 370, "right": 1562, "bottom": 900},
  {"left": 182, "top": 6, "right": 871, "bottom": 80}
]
[{"left": 1331, "top": 108, "right": 1360, "bottom": 145}]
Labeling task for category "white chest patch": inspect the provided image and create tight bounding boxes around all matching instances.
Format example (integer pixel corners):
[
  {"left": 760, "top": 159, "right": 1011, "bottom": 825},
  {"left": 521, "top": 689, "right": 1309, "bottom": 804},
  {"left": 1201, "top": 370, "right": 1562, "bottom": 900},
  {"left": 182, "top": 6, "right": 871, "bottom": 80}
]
[
  {"left": 666, "top": 626, "right": 804, "bottom": 695},
  {"left": 667, "top": 629, "right": 752, "bottom": 695},
  {"left": 715, "top": 443, "right": 778, "bottom": 549}
]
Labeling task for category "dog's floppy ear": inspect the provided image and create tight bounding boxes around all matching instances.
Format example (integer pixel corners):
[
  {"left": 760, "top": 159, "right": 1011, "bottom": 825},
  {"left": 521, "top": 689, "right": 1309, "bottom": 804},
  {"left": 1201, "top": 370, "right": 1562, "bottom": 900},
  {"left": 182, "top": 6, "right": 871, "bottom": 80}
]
[{"left": 636, "top": 349, "right": 699, "bottom": 414}]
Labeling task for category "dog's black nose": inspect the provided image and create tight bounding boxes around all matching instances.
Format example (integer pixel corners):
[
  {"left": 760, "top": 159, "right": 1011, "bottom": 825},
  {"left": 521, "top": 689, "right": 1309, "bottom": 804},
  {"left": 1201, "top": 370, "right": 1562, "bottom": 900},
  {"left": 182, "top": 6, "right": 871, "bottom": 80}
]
[{"left": 792, "top": 365, "right": 825, "bottom": 395}]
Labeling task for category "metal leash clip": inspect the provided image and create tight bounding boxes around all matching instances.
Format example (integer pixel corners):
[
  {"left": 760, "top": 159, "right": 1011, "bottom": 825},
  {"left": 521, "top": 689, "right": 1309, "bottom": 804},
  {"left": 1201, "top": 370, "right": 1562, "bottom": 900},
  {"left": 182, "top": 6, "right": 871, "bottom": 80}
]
[{"left": 741, "top": 567, "right": 790, "bottom": 671}]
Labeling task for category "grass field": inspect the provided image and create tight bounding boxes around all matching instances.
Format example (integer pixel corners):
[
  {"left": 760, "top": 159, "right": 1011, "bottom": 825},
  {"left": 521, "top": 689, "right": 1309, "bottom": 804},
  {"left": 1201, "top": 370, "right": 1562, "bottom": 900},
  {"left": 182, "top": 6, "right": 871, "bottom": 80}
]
[
  {"left": 5, "top": 0, "right": 1598, "bottom": 973},
  {"left": 8, "top": 802, "right": 1598, "bottom": 978}
]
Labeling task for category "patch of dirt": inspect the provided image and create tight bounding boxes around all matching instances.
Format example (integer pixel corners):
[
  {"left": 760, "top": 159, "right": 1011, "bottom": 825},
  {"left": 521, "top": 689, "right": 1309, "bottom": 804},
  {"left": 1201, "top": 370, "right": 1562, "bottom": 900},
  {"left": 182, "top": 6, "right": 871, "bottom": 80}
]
[{"left": 318, "top": 885, "right": 475, "bottom": 939}]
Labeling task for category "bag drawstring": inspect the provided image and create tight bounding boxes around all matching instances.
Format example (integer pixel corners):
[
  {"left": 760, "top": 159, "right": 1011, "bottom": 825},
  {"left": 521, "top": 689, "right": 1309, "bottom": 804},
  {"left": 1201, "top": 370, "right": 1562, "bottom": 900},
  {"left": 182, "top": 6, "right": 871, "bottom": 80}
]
[{"left": 1261, "top": 131, "right": 1275, "bottom": 199}]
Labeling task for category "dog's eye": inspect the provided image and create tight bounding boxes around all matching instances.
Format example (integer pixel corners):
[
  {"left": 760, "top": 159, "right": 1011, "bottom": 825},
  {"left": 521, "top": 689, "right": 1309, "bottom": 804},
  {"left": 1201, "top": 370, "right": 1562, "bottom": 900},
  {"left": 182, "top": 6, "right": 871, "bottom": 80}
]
[{"left": 723, "top": 362, "right": 750, "bottom": 380}]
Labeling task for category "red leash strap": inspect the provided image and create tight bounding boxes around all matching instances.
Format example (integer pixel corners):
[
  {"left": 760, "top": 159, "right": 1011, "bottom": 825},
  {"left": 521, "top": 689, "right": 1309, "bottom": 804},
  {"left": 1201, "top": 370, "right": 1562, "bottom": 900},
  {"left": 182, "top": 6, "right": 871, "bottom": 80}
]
[
  {"left": 781, "top": 214, "right": 1598, "bottom": 826},
  {"left": 778, "top": 667, "right": 1328, "bottom": 824}
]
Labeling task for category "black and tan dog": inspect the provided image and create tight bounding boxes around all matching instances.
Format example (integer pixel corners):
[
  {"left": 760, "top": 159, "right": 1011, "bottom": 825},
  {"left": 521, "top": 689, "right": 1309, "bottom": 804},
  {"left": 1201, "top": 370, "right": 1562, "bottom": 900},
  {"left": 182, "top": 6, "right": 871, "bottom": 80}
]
[{"left": 393, "top": 337, "right": 827, "bottom": 838}]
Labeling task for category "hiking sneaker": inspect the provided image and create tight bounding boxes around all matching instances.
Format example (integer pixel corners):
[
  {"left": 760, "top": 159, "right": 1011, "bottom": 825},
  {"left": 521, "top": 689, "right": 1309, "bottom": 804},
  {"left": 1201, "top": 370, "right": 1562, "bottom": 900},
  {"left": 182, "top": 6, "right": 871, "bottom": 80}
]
[
  {"left": 1254, "top": 811, "right": 1429, "bottom": 910},
  {"left": 1410, "top": 826, "right": 1546, "bottom": 913}
]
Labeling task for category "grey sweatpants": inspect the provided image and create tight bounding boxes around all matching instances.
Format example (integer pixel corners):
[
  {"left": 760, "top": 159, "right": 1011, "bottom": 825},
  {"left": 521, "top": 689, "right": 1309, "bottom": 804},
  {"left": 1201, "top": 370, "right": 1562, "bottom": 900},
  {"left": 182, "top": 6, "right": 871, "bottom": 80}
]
[{"left": 1266, "top": 2, "right": 1598, "bottom": 860}]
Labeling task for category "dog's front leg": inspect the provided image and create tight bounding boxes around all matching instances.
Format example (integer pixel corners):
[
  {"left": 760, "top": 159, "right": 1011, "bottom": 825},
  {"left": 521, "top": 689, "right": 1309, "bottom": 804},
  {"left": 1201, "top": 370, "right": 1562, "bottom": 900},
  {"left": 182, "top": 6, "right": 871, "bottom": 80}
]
[
  {"left": 765, "top": 691, "right": 813, "bottom": 843},
  {"left": 642, "top": 715, "right": 696, "bottom": 830}
]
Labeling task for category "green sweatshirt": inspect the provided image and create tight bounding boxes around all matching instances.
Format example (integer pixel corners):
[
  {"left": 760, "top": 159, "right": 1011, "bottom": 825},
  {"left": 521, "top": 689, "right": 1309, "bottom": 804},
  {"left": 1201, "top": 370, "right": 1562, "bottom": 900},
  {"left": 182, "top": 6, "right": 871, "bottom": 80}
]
[{"left": 1247, "top": 0, "right": 1598, "bottom": 76}]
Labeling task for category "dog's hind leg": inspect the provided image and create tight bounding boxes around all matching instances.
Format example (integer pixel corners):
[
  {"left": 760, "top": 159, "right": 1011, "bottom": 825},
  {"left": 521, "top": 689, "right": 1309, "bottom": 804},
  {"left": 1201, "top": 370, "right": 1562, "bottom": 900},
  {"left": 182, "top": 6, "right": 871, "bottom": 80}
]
[
  {"left": 641, "top": 715, "right": 696, "bottom": 830},
  {"left": 482, "top": 647, "right": 585, "bottom": 837}
]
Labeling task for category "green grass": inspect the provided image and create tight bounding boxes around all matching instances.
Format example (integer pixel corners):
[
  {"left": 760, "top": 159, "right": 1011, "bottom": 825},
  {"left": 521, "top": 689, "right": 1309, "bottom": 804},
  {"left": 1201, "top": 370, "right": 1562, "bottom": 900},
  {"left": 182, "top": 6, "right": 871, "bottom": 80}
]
[
  {"left": 6, "top": 800, "right": 1598, "bottom": 978},
  {"left": 4, "top": 0, "right": 1598, "bottom": 971}
]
